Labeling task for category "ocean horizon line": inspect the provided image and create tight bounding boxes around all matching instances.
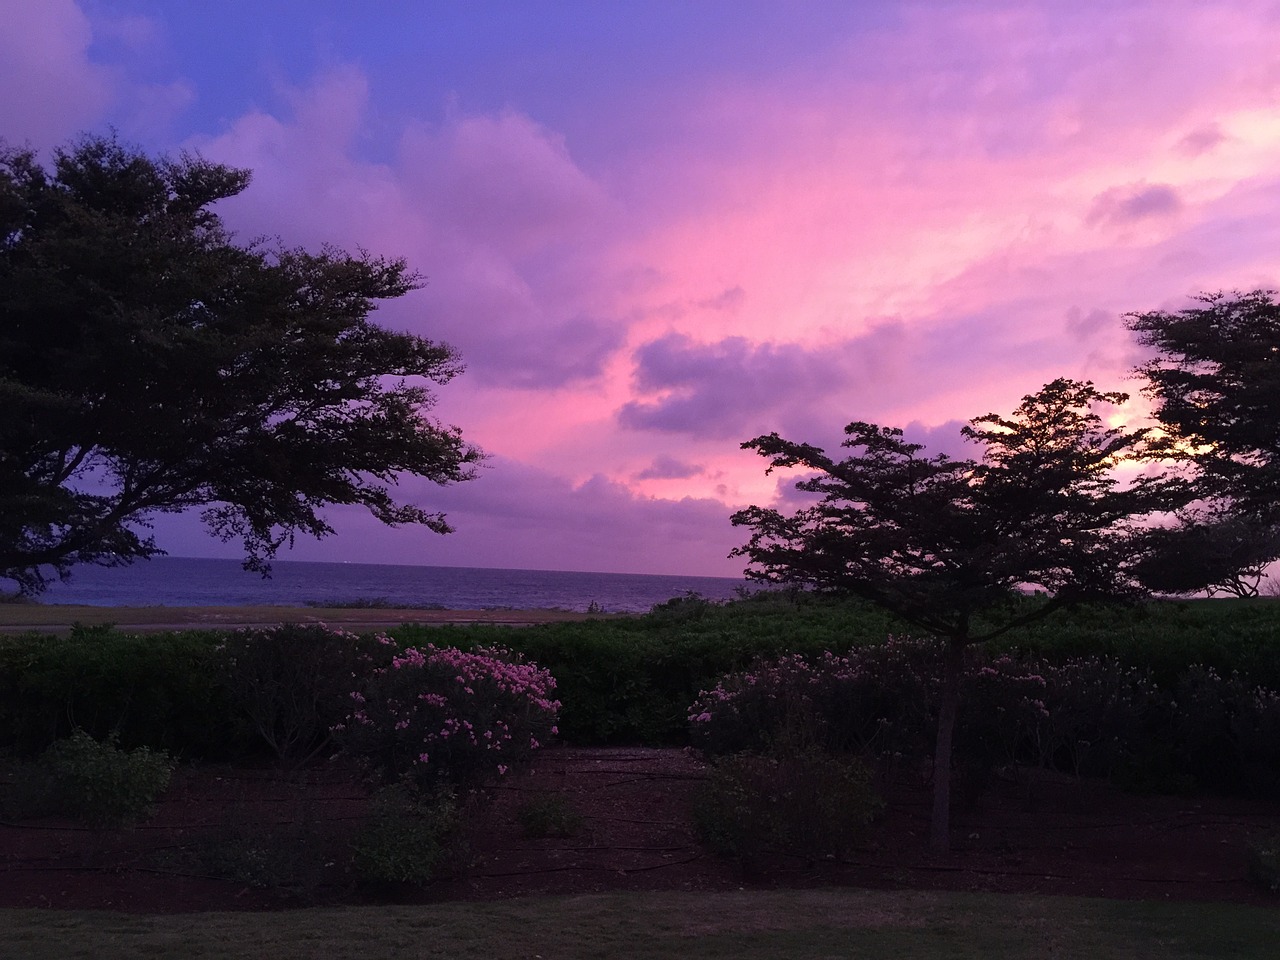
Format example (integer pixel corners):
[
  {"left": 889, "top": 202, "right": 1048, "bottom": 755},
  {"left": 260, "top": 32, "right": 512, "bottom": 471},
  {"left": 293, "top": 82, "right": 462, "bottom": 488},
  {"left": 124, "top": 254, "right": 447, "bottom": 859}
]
[
  {"left": 35, "top": 557, "right": 750, "bottom": 614},
  {"left": 154, "top": 555, "right": 745, "bottom": 583}
]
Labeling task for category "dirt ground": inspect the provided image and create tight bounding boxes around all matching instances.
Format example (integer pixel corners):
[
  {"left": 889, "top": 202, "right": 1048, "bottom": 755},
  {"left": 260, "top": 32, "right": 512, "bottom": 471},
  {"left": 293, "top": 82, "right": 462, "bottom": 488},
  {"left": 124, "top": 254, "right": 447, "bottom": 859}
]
[{"left": 2, "top": 746, "right": 1277, "bottom": 913}]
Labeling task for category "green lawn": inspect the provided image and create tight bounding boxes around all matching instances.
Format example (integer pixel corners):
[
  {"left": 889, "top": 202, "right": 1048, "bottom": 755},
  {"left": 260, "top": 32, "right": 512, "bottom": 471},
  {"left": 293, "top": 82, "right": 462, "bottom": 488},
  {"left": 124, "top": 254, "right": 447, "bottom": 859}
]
[{"left": 3, "top": 888, "right": 1276, "bottom": 960}]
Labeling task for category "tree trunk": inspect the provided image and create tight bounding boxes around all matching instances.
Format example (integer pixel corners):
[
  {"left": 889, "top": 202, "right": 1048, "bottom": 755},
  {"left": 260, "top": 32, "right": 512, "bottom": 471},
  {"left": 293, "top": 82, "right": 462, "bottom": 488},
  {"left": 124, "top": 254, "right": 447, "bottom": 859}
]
[{"left": 929, "top": 636, "right": 967, "bottom": 853}]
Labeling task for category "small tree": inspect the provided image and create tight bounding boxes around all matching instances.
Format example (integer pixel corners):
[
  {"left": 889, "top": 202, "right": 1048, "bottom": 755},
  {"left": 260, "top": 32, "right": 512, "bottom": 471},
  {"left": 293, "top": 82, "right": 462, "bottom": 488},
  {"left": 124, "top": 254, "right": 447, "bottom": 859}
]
[
  {"left": 0, "top": 135, "right": 482, "bottom": 594},
  {"left": 732, "top": 379, "right": 1189, "bottom": 851},
  {"left": 1132, "top": 505, "right": 1280, "bottom": 598}
]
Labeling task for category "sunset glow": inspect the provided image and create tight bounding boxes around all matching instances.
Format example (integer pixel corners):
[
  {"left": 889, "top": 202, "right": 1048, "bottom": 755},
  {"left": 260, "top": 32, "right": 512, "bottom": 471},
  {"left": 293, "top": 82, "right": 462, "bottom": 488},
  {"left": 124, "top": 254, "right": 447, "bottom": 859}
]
[{"left": 5, "top": 0, "right": 1279, "bottom": 576}]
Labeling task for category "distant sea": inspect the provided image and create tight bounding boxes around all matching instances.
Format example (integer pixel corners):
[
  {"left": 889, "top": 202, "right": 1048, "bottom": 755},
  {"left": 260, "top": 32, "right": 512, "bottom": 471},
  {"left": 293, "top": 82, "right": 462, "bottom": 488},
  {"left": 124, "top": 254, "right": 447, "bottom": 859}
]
[{"left": 34, "top": 557, "right": 749, "bottom": 614}]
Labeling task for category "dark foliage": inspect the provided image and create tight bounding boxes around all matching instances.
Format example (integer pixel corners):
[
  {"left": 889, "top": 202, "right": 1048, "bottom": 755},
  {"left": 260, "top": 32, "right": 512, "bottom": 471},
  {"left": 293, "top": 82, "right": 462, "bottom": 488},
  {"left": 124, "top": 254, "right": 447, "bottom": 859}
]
[
  {"left": 0, "top": 626, "right": 239, "bottom": 758},
  {"left": 732, "top": 379, "right": 1186, "bottom": 640},
  {"left": 731, "top": 378, "right": 1193, "bottom": 850},
  {"left": 214, "top": 624, "right": 393, "bottom": 763},
  {"left": 1133, "top": 505, "right": 1280, "bottom": 598},
  {"left": 1127, "top": 290, "right": 1280, "bottom": 514},
  {"left": 1126, "top": 290, "right": 1280, "bottom": 595},
  {"left": 0, "top": 135, "right": 481, "bottom": 594}
]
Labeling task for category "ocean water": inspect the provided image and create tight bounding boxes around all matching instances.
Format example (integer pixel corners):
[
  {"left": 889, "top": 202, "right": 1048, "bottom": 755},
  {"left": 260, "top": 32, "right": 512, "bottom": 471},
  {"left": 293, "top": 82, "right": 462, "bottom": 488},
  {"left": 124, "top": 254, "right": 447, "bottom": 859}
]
[{"left": 35, "top": 557, "right": 748, "bottom": 614}]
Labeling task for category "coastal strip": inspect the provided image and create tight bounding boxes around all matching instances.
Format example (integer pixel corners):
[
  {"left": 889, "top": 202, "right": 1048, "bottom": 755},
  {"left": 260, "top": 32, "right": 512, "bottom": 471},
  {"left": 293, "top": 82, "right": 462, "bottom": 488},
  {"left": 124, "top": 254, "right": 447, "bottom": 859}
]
[{"left": 0, "top": 604, "right": 621, "bottom": 634}]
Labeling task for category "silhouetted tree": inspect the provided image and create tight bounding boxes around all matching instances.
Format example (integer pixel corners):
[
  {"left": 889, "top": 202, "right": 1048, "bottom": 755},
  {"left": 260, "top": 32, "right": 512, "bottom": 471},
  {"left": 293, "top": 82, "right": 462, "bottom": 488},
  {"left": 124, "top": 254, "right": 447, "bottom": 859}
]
[
  {"left": 1126, "top": 289, "right": 1280, "bottom": 595},
  {"left": 1128, "top": 290, "right": 1280, "bottom": 512},
  {"left": 0, "top": 135, "right": 481, "bottom": 595},
  {"left": 1133, "top": 505, "right": 1280, "bottom": 598},
  {"left": 732, "top": 379, "right": 1191, "bottom": 851}
]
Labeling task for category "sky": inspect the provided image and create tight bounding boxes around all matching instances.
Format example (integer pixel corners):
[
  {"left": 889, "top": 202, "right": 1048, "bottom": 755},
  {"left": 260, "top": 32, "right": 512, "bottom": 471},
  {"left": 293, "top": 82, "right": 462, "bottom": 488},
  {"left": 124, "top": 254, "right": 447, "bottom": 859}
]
[{"left": 4, "top": 0, "right": 1280, "bottom": 578}]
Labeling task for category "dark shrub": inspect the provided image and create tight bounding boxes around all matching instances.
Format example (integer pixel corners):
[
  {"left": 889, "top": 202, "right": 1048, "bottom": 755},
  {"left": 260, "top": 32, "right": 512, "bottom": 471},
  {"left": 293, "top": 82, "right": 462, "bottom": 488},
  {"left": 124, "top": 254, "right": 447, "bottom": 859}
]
[
  {"left": 214, "top": 624, "right": 392, "bottom": 763},
  {"left": 0, "top": 627, "right": 235, "bottom": 757},
  {"left": 351, "top": 783, "right": 463, "bottom": 886},
  {"left": 35, "top": 728, "right": 174, "bottom": 827}
]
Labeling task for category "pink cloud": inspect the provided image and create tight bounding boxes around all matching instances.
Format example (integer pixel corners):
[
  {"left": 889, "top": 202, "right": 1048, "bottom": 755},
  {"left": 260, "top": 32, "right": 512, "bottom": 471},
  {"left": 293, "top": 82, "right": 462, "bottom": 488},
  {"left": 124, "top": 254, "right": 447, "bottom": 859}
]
[{"left": 12, "top": 1, "right": 1280, "bottom": 579}]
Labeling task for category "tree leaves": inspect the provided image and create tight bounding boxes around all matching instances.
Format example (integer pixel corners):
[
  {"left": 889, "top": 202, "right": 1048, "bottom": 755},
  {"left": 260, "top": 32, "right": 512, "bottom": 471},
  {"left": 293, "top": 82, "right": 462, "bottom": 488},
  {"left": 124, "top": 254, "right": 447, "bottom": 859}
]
[
  {"left": 0, "top": 135, "right": 481, "bottom": 594},
  {"left": 1127, "top": 290, "right": 1280, "bottom": 510},
  {"left": 732, "top": 380, "right": 1188, "bottom": 643}
]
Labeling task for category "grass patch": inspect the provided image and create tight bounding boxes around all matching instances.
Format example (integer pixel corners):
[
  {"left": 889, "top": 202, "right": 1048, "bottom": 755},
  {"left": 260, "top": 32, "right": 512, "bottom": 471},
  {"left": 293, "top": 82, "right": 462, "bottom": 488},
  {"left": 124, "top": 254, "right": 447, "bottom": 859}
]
[
  {"left": 3, "top": 888, "right": 1278, "bottom": 959},
  {"left": 0, "top": 604, "right": 608, "bottom": 632}
]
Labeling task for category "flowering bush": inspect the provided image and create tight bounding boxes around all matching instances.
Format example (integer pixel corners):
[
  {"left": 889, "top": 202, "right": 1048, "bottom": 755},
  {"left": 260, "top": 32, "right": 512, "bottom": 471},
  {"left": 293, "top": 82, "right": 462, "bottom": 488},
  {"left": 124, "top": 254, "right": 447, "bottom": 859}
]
[
  {"left": 690, "top": 639, "right": 1280, "bottom": 798},
  {"left": 953, "top": 654, "right": 1051, "bottom": 780},
  {"left": 687, "top": 653, "right": 824, "bottom": 756},
  {"left": 688, "top": 637, "right": 940, "bottom": 762},
  {"left": 835, "top": 639, "right": 941, "bottom": 762},
  {"left": 336, "top": 642, "right": 560, "bottom": 790},
  {"left": 1033, "top": 656, "right": 1160, "bottom": 781}
]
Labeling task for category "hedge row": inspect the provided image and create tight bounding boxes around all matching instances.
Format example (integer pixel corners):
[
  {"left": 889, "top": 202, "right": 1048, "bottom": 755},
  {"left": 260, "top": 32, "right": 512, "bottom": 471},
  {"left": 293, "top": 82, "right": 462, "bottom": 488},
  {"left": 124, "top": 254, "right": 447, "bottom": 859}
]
[{"left": 1, "top": 593, "right": 1278, "bottom": 758}]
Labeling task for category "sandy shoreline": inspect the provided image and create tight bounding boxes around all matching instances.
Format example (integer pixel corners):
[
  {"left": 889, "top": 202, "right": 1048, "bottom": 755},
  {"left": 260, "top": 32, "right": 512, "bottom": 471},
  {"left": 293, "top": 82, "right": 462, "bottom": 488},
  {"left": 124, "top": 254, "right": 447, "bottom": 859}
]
[{"left": 0, "top": 604, "right": 618, "bottom": 634}]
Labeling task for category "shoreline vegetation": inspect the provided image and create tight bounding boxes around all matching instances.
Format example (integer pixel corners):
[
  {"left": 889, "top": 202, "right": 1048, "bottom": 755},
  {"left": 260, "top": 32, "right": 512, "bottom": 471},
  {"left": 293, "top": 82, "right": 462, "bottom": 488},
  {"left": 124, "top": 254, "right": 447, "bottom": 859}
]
[{"left": 0, "top": 603, "right": 617, "bottom": 633}]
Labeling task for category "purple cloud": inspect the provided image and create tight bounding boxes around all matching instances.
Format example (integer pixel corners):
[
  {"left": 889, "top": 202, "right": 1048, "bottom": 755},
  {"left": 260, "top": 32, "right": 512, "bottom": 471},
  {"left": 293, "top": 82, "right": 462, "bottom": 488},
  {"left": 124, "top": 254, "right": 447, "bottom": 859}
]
[
  {"left": 618, "top": 324, "right": 909, "bottom": 439},
  {"left": 460, "top": 312, "right": 625, "bottom": 389},
  {"left": 900, "top": 419, "right": 976, "bottom": 461},
  {"left": 1087, "top": 183, "right": 1182, "bottom": 227},
  {"left": 398, "top": 110, "right": 612, "bottom": 260},
  {"left": 634, "top": 456, "right": 705, "bottom": 481},
  {"left": 0, "top": 1, "right": 113, "bottom": 147},
  {"left": 1065, "top": 307, "right": 1114, "bottom": 339},
  {"left": 1178, "top": 122, "right": 1228, "bottom": 156},
  {"left": 359, "top": 459, "right": 741, "bottom": 575},
  {"left": 146, "top": 456, "right": 743, "bottom": 577}
]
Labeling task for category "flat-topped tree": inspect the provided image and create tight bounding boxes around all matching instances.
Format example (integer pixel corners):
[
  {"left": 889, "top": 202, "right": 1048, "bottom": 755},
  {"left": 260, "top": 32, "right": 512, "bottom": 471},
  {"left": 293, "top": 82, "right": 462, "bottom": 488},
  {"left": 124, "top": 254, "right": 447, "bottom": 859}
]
[
  {"left": 732, "top": 379, "right": 1191, "bottom": 852},
  {"left": 0, "top": 135, "right": 482, "bottom": 595},
  {"left": 1132, "top": 504, "right": 1280, "bottom": 598}
]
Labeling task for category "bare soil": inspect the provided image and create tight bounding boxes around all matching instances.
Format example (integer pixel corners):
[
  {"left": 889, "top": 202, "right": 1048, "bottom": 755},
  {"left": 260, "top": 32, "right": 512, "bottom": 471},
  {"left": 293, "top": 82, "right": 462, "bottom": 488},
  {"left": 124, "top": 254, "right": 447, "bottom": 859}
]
[{"left": 2, "top": 746, "right": 1277, "bottom": 913}]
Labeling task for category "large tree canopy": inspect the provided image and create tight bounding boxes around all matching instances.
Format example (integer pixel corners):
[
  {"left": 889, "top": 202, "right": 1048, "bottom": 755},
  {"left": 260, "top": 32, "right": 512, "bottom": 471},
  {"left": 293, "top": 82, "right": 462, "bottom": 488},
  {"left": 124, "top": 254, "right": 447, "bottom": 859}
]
[
  {"left": 1127, "top": 290, "right": 1280, "bottom": 513},
  {"left": 732, "top": 378, "right": 1193, "bottom": 850},
  {"left": 0, "top": 135, "right": 482, "bottom": 594},
  {"left": 1126, "top": 290, "right": 1280, "bottom": 594}
]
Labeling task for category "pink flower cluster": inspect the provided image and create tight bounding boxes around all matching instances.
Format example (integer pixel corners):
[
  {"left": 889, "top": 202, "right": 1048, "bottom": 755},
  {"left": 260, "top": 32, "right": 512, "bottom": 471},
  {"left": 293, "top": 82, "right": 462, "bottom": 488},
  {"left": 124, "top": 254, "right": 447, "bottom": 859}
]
[
  {"left": 687, "top": 636, "right": 1057, "bottom": 762},
  {"left": 335, "top": 640, "right": 560, "bottom": 790}
]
